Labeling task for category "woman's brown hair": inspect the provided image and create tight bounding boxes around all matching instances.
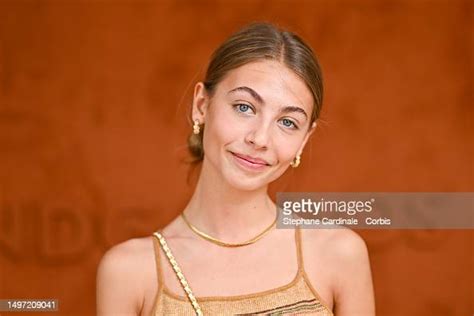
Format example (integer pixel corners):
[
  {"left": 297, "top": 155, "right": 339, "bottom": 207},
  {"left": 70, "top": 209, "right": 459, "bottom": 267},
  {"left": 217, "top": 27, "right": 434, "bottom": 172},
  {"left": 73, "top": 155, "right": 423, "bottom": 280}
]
[{"left": 188, "top": 22, "right": 323, "bottom": 163}]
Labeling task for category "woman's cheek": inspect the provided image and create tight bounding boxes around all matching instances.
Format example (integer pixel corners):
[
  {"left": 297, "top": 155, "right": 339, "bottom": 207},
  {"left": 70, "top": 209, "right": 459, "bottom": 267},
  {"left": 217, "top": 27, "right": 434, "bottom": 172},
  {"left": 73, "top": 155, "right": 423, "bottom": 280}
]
[{"left": 274, "top": 137, "right": 300, "bottom": 162}]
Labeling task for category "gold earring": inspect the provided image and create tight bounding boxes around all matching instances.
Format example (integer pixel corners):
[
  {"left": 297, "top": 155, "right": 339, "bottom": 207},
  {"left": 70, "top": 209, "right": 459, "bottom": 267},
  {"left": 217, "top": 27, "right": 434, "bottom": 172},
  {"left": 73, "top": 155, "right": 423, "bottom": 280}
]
[
  {"left": 290, "top": 155, "right": 301, "bottom": 168},
  {"left": 193, "top": 120, "right": 200, "bottom": 134}
]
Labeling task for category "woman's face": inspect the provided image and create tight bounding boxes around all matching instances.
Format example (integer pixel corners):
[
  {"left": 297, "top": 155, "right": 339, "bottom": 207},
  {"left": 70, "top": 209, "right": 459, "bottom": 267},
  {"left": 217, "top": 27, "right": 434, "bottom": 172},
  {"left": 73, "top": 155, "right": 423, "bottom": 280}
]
[{"left": 193, "top": 60, "right": 316, "bottom": 191}]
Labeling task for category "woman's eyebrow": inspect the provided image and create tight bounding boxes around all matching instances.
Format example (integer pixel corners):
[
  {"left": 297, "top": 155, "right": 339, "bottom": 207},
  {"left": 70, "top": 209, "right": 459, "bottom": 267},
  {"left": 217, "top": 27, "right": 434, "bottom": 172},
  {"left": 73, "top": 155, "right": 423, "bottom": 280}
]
[
  {"left": 228, "top": 86, "right": 264, "bottom": 104},
  {"left": 228, "top": 86, "right": 308, "bottom": 119},
  {"left": 280, "top": 106, "right": 308, "bottom": 119}
]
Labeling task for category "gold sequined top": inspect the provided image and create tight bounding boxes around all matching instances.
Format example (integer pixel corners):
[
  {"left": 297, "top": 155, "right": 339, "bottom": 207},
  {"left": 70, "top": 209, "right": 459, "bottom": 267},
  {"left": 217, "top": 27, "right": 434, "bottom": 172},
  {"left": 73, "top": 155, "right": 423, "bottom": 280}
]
[{"left": 151, "top": 227, "right": 334, "bottom": 315}]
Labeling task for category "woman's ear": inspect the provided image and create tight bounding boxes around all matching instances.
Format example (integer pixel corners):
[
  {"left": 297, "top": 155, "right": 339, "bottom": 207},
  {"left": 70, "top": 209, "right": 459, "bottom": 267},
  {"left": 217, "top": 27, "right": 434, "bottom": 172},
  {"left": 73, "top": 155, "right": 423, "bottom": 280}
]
[{"left": 192, "top": 82, "right": 209, "bottom": 123}]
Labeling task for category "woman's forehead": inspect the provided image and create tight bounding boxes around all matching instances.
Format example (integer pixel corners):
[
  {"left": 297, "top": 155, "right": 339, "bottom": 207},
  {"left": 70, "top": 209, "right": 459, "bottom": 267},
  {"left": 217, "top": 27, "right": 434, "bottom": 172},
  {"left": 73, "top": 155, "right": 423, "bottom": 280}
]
[{"left": 217, "top": 60, "right": 313, "bottom": 113}]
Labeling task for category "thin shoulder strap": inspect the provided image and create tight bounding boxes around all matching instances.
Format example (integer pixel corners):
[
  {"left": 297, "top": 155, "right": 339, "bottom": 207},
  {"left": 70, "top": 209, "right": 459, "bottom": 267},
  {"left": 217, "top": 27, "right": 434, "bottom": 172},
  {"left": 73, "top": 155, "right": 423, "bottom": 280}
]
[
  {"left": 295, "top": 227, "right": 304, "bottom": 273},
  {"left": 151, "top": 232, "right": 164, "bottom": 292},
  {"left": 294, "top": 228, "right": 335, "bottom": 315},
  {"left": 152, "top": 231, "right": 203, "bottom": 316}
]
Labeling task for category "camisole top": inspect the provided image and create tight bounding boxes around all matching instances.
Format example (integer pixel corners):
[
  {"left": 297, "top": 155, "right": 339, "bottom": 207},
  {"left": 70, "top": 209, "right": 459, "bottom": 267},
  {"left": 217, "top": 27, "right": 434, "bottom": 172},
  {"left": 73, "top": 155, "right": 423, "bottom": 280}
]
[{"left": 150, "top": 227, "right": 333, "bottom": 315}]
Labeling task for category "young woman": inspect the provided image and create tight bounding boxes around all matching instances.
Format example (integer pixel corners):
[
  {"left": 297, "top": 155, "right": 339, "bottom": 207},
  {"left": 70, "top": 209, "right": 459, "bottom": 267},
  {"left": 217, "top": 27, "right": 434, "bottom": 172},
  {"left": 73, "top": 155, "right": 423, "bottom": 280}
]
[{"left": 97, "top": 22, "right": 375, "bottom": 316}]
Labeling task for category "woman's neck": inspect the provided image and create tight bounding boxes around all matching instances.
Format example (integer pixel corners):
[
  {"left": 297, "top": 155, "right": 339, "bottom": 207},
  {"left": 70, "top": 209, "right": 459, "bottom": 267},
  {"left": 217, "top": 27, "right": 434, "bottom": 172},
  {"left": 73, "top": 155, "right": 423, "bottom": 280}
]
[{"left": 182, "top": 159, "right": 277, "bottom": 243}]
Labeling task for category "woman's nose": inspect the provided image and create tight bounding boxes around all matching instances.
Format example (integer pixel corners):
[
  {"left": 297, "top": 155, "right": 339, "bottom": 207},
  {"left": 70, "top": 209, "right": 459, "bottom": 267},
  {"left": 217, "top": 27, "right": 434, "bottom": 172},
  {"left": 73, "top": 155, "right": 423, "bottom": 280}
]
[{"left": 245, "top": 122, "right": 271, "bottom": 149}]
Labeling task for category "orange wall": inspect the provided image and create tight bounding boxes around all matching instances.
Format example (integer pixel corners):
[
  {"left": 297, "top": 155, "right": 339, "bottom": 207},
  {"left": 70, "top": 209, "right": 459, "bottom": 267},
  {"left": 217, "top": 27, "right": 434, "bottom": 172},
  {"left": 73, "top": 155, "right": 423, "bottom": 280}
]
[{"left": 0, "top": 1, "right": 472, "bottom": 315}]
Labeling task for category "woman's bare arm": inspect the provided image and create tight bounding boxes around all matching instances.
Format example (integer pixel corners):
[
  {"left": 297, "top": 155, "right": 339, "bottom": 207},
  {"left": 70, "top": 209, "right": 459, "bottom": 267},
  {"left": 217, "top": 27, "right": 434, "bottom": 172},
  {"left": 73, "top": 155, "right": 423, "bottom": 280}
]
[
  {"left": 96, "top": 240, "right": 143, "bottom": 316},
  {"left": 332, "top": 229, "right": 376, "bottom": 316}
]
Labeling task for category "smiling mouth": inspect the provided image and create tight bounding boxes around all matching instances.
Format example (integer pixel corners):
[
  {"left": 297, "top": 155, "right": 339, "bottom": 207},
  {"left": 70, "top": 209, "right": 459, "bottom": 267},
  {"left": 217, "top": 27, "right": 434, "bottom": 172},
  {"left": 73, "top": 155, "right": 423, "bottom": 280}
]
[{"left": 230, "top": 151, "right": 271, "bottom": 167}]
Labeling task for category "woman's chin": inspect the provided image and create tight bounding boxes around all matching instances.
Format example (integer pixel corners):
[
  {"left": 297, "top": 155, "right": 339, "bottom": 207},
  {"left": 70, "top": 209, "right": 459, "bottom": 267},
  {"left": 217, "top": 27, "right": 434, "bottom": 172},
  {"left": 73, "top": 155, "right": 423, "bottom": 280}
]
[{"left": 223, "top": 173, "right": 268, "bottom": 192}]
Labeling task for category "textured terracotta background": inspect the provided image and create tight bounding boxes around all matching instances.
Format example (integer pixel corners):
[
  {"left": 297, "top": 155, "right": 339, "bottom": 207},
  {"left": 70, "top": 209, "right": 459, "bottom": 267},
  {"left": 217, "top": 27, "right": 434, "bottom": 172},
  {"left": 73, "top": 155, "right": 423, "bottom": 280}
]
[{"left": 0, "top": 1, "right": 472, "bottom": 315}]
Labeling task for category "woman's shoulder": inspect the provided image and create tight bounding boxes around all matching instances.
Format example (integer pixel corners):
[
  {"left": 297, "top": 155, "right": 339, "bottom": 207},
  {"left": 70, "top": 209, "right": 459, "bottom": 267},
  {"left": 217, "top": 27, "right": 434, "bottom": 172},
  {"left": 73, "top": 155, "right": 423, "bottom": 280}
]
[
  {"left": 300, "top": 227, "right": 372, "bottom": 310},
  {"left": 302, "top": 226, "right": 369, "bottom": 259},
  {"left": 96, "top": 236, "right": 156, "bottom": 315},
  {"left": 98, "top": 236, "right": 156, "bottom": 271},
  {"left": 99, "top": 235, "right": 158, "bottom": 284}
]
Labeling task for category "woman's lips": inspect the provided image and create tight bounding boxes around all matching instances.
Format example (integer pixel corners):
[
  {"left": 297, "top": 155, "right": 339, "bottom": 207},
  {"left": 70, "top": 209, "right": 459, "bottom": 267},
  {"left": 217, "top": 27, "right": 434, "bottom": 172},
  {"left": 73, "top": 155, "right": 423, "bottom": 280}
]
[{"left": 230, "top": 151, "right": 270, "bottom": 172}]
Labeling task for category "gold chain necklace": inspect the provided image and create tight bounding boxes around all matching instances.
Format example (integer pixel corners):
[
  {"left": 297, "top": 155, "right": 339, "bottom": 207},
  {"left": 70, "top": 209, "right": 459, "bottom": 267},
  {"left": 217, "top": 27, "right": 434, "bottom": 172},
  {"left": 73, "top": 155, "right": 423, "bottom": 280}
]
[{"left": 181, "top": 210, "right": 278, "bottom": 247}]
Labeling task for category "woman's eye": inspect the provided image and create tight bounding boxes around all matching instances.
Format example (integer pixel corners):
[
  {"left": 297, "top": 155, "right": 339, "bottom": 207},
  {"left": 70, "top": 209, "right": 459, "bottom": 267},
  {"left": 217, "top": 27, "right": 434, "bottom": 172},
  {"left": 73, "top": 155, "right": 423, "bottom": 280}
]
[
  {"left": 234, "top": 104, "right": 254, "bottom": 114},
  {"left": 280, "top": 118, "right": 298, "bottom": 129}
]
